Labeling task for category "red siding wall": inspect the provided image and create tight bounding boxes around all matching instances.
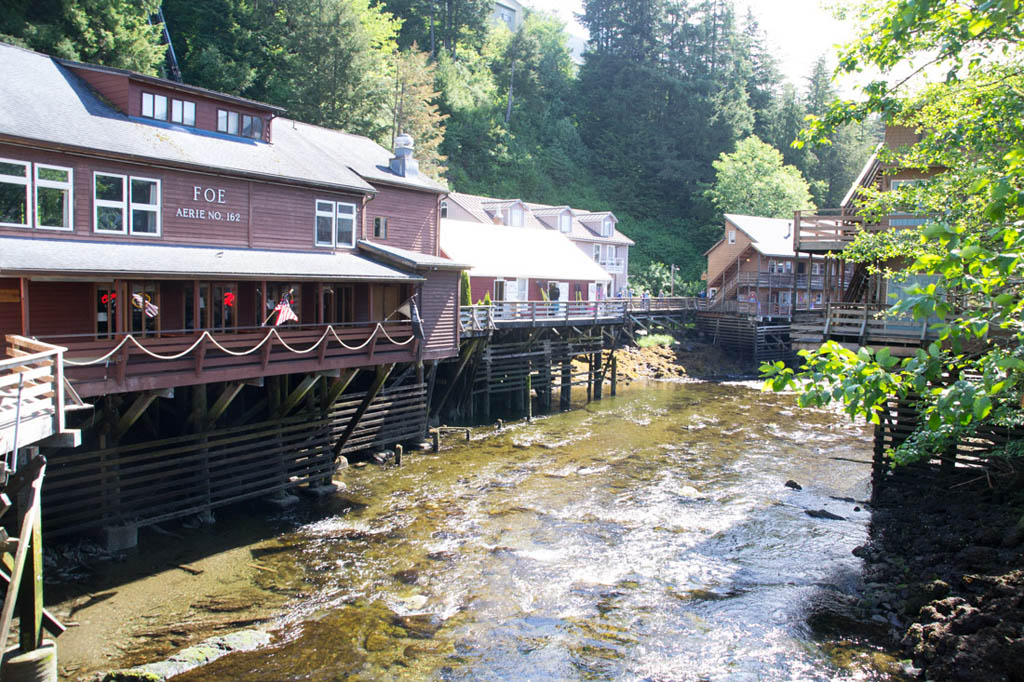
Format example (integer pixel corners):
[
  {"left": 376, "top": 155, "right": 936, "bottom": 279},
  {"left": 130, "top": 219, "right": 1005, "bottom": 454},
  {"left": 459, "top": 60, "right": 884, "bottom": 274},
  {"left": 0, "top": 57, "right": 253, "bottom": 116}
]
[
  {"left": 71, "top": 70, "right": 132, "bottom": 113},
  {"left": 420, "top": 271, "right": 459, "bottom": 359},
  {"left": 67, "top": 65, "right": 273, "bottom": 142},
  {"left": 26, "top": 281, "right": 93, "bottom": 338},
  {"left": 470, "top": 277, "right": 496, "bottom": 303},
  {"left": 363, "top": 185, "right": 439, "bottom": 255},
  {"left": 0, "top": 143, "right": 364, "bottom": 252},
  {"left": 0, "top": 278, "right": 23, "bottom": 348}
]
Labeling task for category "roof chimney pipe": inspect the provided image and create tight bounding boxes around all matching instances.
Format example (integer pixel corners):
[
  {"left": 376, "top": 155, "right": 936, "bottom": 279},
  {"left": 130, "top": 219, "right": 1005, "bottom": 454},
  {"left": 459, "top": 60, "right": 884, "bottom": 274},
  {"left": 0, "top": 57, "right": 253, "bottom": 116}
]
[{"left": 390, "top": 133, "right": 419, "bottom": 177}]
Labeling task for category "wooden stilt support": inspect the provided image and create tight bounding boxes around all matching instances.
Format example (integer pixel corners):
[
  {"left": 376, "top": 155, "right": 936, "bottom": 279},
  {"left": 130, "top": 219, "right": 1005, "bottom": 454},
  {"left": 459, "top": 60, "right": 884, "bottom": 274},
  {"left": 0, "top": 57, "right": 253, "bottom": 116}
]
[
  {"left": 325, "top": 368, "right": 360, "bottom": 405},
  {"left": 433, "top": 339, "right": 482, "bottom": 419},
  {"left": 333, "top": 363, "right": 394, "bottom": 456},
  {"left": 526, "top": 372, "right": 533, "bottom": 422},
  {"left": 206, "top": 382, "right": 244, "bottom": 429},
  {"left": 611, "top": 352, "right": 617, "bottom": 396},
  {"left": 593, "top": 351, "right": 603, "bottom": 400},
  {"left": 113, "top": 390, "right": 161, "bottom": 441},
  {"left": 275, "top": 373, "right": 323, "bottom": 418},
  {"left": 424, "top": 361, "right": 438, "bottom": 432},
  {"left": 560, "top": 358, "right": 571, "bottom": 411},
  {"left": 586, "top": 354, "right": 593, "bottom": 403}
]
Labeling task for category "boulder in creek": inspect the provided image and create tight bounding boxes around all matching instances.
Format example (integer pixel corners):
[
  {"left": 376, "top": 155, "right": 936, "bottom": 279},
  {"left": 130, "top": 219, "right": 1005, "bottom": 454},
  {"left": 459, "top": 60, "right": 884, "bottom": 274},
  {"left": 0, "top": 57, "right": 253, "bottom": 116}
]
[{"left": 806, "top": 509, "right": 846, "bottom": 521}]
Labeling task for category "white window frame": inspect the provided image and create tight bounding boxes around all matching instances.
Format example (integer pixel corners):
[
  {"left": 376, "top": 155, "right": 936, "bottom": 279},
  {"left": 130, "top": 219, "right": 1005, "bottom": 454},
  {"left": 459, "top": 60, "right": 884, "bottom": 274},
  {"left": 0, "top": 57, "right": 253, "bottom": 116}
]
[
  {"left": 727, "top": 229, "right": 736, "bottom": 244},
  {"left": 171, "top": 98, "right": 196, "bottom": 126},
  {"left": 606, "top": 245, "right": 616, "bottom": 261},
  {"left": 509, "top": 204, "right": 523, "bottom": 227},
  {"left": 314, "top": 199, "right": 358, "bottom": 249},
  {"left": 602, "top": 217, "right": 613, "bottom": 237},
  {"left": 440, "top": 200, "right": 448, "bottom": 219},
  {"left": 373, "top": 216, "right": 387, "bottom": 239},
  {"left": 592, "top": 244, "right": 601, "bottom": 261},
  {"left": 129, "top": 176, "right": 162, "bottom": 236},
  {"left": 93, "top": 172, "right": 127, "bottom": 234},
  {"left": 217, "top": 109, "right": 240, "bottom": 135},
  {"left": 142, "top": 92, "right": 168, "bottom": 121},
  {"left": 559, "top": 213, "right": 571, "bottom": 233},
  {"left": 0, "top": 157, "right": 31, "bottom": 229},
  {"left": 34, "top": 164, "right": 74, "bottom": 231},
  {"left": 94, "top": 172, "right": 162, "bottom": 236}
]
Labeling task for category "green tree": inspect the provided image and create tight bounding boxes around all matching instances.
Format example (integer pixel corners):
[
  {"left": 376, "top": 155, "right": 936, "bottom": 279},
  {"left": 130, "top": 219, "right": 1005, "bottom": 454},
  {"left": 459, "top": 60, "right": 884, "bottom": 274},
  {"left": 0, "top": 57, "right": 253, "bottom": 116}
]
[
  {"left": 0, "top": 0, "right": 165, "bottom": 73},
  {"left": 705, "top": 135, "right": 814, "bottom": 218},
  {"left": 390, "top": 47, "right": 449, "bottom": 180},
  {"left": 763, "top": 0, "right": 1024, "bottom": 466}
]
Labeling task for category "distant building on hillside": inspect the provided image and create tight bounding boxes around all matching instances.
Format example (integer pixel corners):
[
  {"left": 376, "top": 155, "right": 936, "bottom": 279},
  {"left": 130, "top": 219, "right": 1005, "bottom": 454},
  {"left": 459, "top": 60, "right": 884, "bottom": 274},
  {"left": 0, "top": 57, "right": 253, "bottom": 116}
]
[
  {"left": 491, "top": 0, "right": 524, "bottom": 31},
  {"left": 705, "top": 214, "right": 851, "bottom": 318},
  {"left": 442, "top": 191, "right": 633, "bottom": 297}
]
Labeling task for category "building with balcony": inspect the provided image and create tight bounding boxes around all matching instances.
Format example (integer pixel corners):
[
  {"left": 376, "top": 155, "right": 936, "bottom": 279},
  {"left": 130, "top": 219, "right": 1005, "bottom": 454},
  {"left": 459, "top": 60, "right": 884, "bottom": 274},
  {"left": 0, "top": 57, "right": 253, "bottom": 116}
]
[
  {"left": 790, "top": 126, "right": 942, "bottom": 353},
  {"left": 442, "top": 192, "right": 633, "bottom": 296},
  {"left": 704, "top": 214, "right": 851, "bottom": 319},
  {"left": 0, "top": 41, "right": 465, "bottom": 538}
]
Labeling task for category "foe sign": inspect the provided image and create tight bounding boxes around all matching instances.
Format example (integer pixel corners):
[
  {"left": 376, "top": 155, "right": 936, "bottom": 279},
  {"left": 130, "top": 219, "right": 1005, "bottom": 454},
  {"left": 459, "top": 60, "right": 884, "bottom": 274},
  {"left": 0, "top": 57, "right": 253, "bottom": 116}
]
[{"left": 193, "top": 186, "right": 227, "bottom": 204}]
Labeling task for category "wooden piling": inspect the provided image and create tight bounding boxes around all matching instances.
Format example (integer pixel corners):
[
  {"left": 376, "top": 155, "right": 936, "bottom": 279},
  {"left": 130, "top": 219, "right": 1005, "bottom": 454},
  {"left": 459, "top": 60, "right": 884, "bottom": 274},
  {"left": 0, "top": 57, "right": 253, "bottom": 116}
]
[
  {"left": 432, "top": 430, "right": 440, "bottom": 452},
  {"left": 526, "top": 373, "right": 532, "bottom": 422},
  {"left": 560, "top": 359, "right": 572, "bottom": 411},
  {"left": 593, "top": 351, "right": 603, "bottom": 400},
  {"left": 610, "top": 352, "right": 617, "bottom": 396},
  {"left": 395, "top": 444, "right": 403, "bottom": 467}
]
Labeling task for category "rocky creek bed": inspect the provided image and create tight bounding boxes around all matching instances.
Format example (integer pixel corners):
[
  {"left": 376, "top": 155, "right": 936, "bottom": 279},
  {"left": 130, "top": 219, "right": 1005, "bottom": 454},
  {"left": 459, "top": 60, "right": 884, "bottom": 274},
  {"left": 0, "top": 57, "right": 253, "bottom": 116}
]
[{"left": 834, "top": 467, "right": 1024, "bottom": 682}]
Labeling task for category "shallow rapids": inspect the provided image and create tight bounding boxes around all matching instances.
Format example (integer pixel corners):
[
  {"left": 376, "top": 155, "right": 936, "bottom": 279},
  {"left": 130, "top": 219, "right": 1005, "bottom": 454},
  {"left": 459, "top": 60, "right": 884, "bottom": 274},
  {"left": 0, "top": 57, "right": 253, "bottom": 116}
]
[{"left": 60, "top": 380, "right": 902, "bottom": 681}]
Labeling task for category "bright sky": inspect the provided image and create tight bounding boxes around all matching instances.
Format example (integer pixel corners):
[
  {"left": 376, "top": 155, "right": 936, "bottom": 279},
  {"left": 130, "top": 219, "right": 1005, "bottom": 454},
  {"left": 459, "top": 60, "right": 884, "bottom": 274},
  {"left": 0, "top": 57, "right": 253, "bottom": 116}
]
[{"left": 523, "top": 0, "right": 864, "bottom": 89}]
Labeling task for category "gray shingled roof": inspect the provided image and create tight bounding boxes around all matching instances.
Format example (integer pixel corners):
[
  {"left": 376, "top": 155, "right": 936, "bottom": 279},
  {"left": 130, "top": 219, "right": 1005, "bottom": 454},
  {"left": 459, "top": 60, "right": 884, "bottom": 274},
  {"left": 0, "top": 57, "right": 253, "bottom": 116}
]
[
  {"left": 0, "top": 236, "right": 423, "bottom": 282},
  {"left": 357, "top": 240, "right": 468, "bottom": 270},
  {"left": 0, "top": 43, "right": 445, "bottom": 195}
]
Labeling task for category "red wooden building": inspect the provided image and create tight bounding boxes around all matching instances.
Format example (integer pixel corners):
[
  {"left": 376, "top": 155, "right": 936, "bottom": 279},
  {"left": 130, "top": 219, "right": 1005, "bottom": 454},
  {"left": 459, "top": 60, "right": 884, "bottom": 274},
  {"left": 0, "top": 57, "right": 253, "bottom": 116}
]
[{"left": 0, "top": 42, "right": 464, "bottom": 540}]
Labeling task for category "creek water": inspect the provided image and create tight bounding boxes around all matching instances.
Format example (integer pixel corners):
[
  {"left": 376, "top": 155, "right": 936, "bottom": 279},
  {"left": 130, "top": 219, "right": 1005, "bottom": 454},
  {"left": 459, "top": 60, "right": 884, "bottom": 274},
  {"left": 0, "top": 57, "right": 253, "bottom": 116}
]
[{"left": 60, "top": 380, "right": 903, "bottom": 681}]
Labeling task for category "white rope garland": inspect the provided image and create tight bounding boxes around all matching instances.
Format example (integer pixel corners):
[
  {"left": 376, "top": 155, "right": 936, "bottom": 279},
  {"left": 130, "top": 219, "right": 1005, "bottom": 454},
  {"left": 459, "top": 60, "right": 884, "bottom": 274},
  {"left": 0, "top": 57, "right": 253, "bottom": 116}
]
[{"left": 63, "top": 323, "right": 416, "bottom": 367}]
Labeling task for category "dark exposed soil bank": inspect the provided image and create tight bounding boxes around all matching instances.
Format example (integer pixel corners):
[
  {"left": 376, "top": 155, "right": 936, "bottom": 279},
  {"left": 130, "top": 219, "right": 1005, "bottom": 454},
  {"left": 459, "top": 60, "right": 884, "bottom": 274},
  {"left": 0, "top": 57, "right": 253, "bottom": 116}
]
[{"left": 826, "top": 466, "right": 1024, "bottom": 681}]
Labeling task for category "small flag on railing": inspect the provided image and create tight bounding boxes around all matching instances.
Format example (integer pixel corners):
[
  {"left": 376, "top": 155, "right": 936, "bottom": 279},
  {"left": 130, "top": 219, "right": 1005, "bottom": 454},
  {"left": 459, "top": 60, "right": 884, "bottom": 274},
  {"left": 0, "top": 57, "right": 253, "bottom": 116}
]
[
  {"left": 131, "top": 293, "right": 159, "bottom": 318},
  {"left": 273, "top": 299, "right": 299, "bottom": 325}
]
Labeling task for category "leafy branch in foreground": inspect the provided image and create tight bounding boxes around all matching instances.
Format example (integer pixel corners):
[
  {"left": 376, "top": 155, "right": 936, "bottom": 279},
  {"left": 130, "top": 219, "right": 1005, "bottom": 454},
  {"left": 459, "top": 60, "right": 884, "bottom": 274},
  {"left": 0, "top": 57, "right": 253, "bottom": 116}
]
[{"left": 763, "top": 0, "right": 1024, "bottom": 466}]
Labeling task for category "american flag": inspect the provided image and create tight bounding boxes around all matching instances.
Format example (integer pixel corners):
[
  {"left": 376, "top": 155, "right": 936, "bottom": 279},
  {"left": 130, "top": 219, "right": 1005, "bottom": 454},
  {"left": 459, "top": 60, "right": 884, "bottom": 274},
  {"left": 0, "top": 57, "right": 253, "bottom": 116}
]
[
  {"left": 273, "top": 299, "right": 298, "bottom": 325},
  {"left": 132, "top": 293, "right": 159, "bottom": 318}
]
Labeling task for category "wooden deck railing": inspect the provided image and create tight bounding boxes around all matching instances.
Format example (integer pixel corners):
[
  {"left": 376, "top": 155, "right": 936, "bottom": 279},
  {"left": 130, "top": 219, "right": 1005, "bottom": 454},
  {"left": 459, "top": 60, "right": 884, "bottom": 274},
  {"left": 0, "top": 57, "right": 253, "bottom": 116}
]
[
  {"left": 458, "top": 298, "right": 707, "bottom": 332},
  {"left": 794, "top": 209, "right": 865, "bottom": 252},
  {"left": 1, "top": 335, "right": 67, "bottom": 456},
  {"left": 790, "top": 303, "right": 938, "bottom": 347},
  {"left": 35, "top": 322, "right": 416, "bottom": 397}
]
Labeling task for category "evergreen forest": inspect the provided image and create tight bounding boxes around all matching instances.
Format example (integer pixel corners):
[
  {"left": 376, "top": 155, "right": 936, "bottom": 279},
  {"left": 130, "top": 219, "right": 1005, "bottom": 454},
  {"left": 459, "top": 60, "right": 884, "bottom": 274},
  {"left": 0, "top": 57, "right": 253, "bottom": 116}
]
[{"left": 0, "top": 0, "right": 880, "bottom": 289}]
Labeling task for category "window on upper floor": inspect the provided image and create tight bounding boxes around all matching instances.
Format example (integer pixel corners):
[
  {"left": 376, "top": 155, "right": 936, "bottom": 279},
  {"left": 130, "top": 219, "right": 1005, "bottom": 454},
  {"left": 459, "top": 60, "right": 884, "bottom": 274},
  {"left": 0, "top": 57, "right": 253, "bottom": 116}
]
[
  {"left": 727, "top": 229, "right": 736, "bottom": 244},
  {"left": 509, "top": 204, "right": 523, "bottom": 227},
  {"left": 218, "top": 109, "right": 263, "bottom": 139},
  {"left": 315, "top": 199, "right": 357, "bottom": 248},
  {"left": 592, "top": 244, "right": 601, "bottom": 262},
  {"left": 440, "top": 200, "right": 448, "bottom": 219},
  {"left": 373, "top": 216, "right": 388, "bottom": 239},
  {"left": 0, "top": 158, "right": 74, "bottom": 231},
  {"left": 559, "top": 213, "right": 571, "bottom": 232},
  {"left": 889, "top": 178, "right": 927, "bottom": 226},
  {"left": 217, "top": 109, "right": 239, "bottom": 135},
  {"left": 0, "top": 158, "right": 30, "bottom": 228},
  {"left": 93, "top": 172, "right": 161, "bottom": 236},
  {"left": 141, "top": 92, "right": 168, "bottom": 121},
  {"left": 170, "top": 98, "right": 196, "bottom": 126},
  {"left": 601, "top": 217, "right": 613, "bottom": 237},
  {"left": 606, "top": 245, "right": 616, "bottom": 261},
  {"left": 35, "top": 164, "right": 73, "bottom": 230}
]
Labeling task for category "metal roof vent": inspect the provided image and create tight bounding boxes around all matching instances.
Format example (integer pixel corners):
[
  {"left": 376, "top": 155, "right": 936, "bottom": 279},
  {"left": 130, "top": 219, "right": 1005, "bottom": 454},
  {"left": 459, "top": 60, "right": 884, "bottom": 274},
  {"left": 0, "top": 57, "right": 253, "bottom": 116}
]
[{"left": 390, "top": 133, "right": 419, "bottom": 177}]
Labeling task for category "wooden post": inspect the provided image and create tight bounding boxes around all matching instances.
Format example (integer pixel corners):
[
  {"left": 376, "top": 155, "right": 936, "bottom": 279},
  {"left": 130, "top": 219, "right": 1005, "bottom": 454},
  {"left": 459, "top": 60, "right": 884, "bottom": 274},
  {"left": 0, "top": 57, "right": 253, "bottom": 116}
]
[
  {"left": 560, "top": 358, "right": 571, "bottom": 411},
  {"left": 593, "top": 351, "right": 603, "bottom": 400},
  {"left": 395, "top": 444, "right": 403, "bottom": 467},
  {"left": 432, "top": 430, "right": 440, "bottom": 452},
  {"left": 585, "top": 354, "right": 593, "bottom": 403},
  {"left": 333, "top": 363, "right": 393, "bottom": 456},
  {"left": 16, "top": 449, "right": 43, "bottom": 652},
  {"left": 610, "top": 352, "right": 617, "bottom": 396},
  {"left": 526, "top": 372, "right": 532, "bottom": 421}
]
